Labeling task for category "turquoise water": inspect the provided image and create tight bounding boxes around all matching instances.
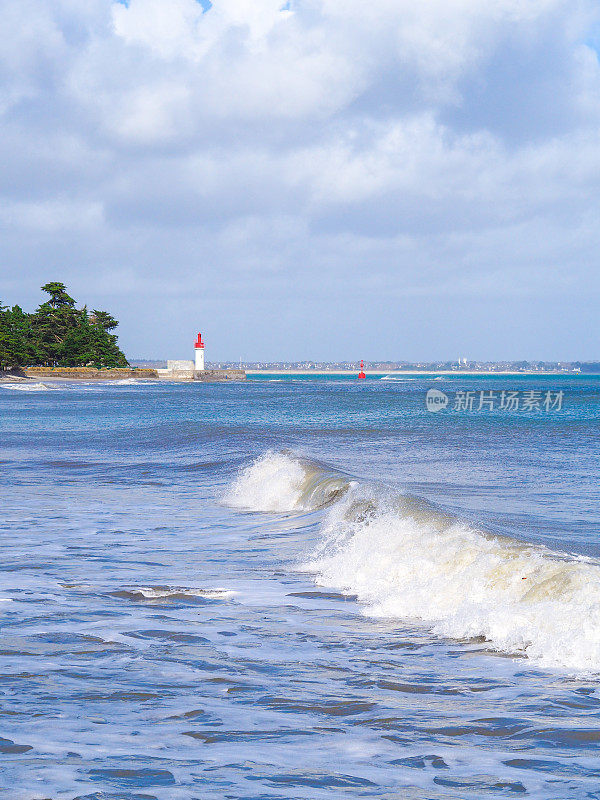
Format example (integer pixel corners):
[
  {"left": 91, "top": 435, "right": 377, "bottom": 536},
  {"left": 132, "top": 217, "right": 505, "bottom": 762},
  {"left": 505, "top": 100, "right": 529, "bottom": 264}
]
[{"left": 1, "top": 375, "right": 599, "bottom": 799}]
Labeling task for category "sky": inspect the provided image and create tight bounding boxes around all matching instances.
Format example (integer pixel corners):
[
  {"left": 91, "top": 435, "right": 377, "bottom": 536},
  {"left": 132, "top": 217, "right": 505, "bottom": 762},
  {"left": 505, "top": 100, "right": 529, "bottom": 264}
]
[{"left": 0, "top": 0, "right": 599, "bottom": 362}]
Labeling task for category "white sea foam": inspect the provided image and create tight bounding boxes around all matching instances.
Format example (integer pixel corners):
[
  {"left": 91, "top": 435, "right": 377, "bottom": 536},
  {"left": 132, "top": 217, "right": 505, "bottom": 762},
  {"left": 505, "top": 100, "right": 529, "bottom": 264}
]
[
  {"left": 224, "top": 451, "right": 309, "bottom": 512},
  {"left": 224, "top": 450, "right": 351, "bottom": 512},
  {"left": 311, "top": 499, "right": 600, "bottom": 672},
  {"left": 228, "top": 451, "right": 600, "bottom": 672},
  {"left": 1, "top": 382, "right": 51, "bottom": 391},
  {"left": 380, "top": 375, "right": 420, "bottom": 381}
]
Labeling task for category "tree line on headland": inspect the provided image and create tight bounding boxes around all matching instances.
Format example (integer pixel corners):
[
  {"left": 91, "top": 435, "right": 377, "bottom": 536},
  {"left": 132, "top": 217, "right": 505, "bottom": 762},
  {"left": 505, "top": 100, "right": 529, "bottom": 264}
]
[{"left": 0, "top": 283, "right": 128, "bottom": 369}]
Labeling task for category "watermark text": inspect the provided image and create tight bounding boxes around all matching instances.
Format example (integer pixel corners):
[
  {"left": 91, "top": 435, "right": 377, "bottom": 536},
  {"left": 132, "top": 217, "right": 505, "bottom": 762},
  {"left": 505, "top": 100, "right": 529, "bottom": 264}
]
[{"left": 426, "top": 388, "right": 564, "bottom": 413}]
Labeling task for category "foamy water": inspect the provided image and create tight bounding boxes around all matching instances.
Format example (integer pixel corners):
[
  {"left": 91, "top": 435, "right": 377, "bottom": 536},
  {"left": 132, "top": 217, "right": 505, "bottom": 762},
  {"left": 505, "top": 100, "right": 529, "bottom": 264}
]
[
  {"left": 225, "top": 450, "right": 309, "bottom": 511},
  {"left": 1, "top": 381, "right": 52, "bottom": 391},
  {"left": 228, "top": 451, "right": 600, "bottom": 672},
  {"left": 225, "top": 450, "right": 352, "bottom": 513}
]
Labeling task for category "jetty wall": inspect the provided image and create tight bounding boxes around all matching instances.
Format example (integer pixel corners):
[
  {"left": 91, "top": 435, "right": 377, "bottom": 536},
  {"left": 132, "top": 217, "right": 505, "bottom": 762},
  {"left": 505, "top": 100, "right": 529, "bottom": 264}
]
[
  {"left": 193, "top": 369, "right": 246, "bottom": 381},
  {"left": 25, "top": 367, "right": 159, "bottom": 380},
  {"left": 21, "top": 366, "right": 246, "bottom": 382}
]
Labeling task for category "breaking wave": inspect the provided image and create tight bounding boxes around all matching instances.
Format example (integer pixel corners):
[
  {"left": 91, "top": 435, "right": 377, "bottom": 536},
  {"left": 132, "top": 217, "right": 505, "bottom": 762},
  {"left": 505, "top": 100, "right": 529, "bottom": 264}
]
[
  {"left": 1, "top": 382, "right": 52, "bottom": 391},
  {"left": 224, "top": 450, "right": 352, "bottom": 512},
  {"left": 227, "top": 451, "right": 600, "bottom": 672}
]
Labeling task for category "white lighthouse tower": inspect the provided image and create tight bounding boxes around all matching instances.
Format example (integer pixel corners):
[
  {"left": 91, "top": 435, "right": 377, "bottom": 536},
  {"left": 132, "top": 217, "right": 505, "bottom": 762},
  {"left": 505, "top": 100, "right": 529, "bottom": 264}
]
[{"left": 194, "top": 332, "right": 205, "bottom": 371}]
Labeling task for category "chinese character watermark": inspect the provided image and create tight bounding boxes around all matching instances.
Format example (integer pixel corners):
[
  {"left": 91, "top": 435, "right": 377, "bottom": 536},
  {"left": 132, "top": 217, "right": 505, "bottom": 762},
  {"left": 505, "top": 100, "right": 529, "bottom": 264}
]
[{"left": 425, "top": 388, "right": 564, "bottom": 413}]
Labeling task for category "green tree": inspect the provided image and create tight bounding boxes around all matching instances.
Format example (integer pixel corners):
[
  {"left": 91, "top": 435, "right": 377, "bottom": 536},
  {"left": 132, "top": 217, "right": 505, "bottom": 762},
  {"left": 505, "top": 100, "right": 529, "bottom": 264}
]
[
  {"left": 40, "top": 282, "right": 76, "bottom": 309},
  {"left": 0, "top": 304, "right": 40, "bottom": 368},
  {"left": 31, "top": 290, "right": 82, "bottom": 365},
  {"left": 1, "top": 283, "right": 129, "bottom": 369},
  {"left": 88, "top": 311, "right": 129, "bottom": 367},
  {"left": 59, "top": 312, "right": 127, "bottom": 368},
  {"left": 0, "top": 302, "right": 10, "bottom": 367},
  {"left": 60, "top": 312, "right": 96, "bottom": 367},
  {"left": 90, "top": 310, "right": 118, "bottom": 331}
]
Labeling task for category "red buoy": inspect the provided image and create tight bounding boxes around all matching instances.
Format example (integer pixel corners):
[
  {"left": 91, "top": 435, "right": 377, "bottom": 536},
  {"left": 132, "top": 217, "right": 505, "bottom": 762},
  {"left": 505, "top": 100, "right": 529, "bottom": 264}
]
[{"left": 358, "top": 359, "right": 366, "bottom": 379}]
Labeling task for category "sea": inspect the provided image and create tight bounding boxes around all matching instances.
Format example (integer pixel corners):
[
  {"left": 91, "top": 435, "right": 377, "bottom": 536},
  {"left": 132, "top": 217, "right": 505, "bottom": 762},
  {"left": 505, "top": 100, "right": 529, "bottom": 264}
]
[{"left": 1, "top": 373, "right": 599, "bottom": 800}]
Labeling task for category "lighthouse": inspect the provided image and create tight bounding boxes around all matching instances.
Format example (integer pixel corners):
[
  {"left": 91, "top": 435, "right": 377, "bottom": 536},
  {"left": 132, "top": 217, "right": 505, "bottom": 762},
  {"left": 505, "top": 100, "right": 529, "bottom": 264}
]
[{"left": 194, "top": 333, "right": 205, "bottom": 371}]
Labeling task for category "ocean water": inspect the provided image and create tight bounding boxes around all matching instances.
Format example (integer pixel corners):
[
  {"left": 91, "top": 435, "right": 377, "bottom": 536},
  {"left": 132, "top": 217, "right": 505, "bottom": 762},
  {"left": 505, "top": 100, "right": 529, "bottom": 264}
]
[{"left": 1, "top": 375, "right": 600, "bottom": 799}]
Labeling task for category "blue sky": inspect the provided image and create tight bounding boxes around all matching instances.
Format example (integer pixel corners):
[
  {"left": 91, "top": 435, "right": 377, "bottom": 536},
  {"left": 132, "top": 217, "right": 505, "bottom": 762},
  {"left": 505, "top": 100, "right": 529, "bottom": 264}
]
[{"left": 0, "top": 0, "right": 599, "bottom": 361}]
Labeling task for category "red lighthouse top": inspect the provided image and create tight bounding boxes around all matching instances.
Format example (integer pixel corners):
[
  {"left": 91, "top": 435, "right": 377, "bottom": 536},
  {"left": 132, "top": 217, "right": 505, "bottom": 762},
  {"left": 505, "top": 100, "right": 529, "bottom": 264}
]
[{"left": 194, "top": 333, "right": 204, "bottom": 349}]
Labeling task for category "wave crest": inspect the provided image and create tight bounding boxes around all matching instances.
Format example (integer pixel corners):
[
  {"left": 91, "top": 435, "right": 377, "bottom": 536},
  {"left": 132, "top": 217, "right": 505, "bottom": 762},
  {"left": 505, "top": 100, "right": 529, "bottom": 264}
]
[
  {"left": 1, "top": 382, "right": 51, "bottom": 391},
  {"left": 227, "top": 451, "right": 600, "bottom": 672},
  {"left": 224, "top": 450, "right": 351, "bottom": 512}
]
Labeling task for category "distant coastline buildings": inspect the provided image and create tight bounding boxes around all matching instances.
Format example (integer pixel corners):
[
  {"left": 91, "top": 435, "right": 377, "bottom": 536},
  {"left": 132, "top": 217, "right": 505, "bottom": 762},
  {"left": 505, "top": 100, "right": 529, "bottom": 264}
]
[
  {"left": 133, "top": 358, "right": 598, "bottom": 374},
  {"left": 127, "top": 335, "right": 599, "bottom": 375}
]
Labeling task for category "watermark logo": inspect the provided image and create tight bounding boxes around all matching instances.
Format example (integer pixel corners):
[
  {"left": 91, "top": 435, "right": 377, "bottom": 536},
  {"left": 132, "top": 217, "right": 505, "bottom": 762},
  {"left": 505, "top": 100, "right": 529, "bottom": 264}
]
[
  {"left": 425, "top": 389, "right": 564, "bottom": 413},
  {"left": 426, "top": 388, "right": 449, "bottom": 412}
]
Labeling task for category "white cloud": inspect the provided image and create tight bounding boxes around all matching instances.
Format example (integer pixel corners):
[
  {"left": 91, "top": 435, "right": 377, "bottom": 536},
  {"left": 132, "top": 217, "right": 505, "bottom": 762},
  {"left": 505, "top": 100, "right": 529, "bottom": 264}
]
[{"left": 0, "top": 0, "right": 599, "bottom": 357}]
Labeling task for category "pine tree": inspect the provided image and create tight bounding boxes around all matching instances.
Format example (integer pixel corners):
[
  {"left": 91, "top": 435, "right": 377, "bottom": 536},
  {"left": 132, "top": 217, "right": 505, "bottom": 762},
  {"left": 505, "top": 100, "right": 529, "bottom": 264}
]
[
  {"left": 89, "top": 309, "right": 128, "bottom": 367},
  {"left": 0, "top": 302, "right": 10, "bottom": 368},
  {"left": 1, "top": 284, "right": 128, "bottom": 369},
  {"left": 40, "top": 282, "right": 76, "bottom": 309},
  {"left": 90, "top": 310, "right": 118, "bottom": 331},
  {"left": 32, "top": 284, "right": 81, "bottom": 365},
  {"left": 0, "top": 304, "right": 40, "bottom": 368}
]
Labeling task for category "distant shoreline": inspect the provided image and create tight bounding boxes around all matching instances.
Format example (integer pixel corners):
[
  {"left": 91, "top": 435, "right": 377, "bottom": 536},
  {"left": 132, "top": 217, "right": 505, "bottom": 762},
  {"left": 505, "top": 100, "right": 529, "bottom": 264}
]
[
  {"left": 1, "top": 368, "right": 595, "bottom": 384},
  {"left": 246, "top": 369, "right": 589, "bottom": 376}
]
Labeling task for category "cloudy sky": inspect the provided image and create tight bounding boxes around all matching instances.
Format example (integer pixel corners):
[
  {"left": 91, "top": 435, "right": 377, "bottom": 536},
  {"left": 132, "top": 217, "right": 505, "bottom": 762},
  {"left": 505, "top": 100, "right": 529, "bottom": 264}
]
[{"left": 1, "top": 0, "right": 599, "bottom": 361}]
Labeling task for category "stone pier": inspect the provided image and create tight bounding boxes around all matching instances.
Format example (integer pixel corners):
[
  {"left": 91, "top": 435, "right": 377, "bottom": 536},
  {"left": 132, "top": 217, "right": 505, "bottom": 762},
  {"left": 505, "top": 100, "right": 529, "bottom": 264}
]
[{"left": 193, "top": 369, "right": 246, "bottom": 381}]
